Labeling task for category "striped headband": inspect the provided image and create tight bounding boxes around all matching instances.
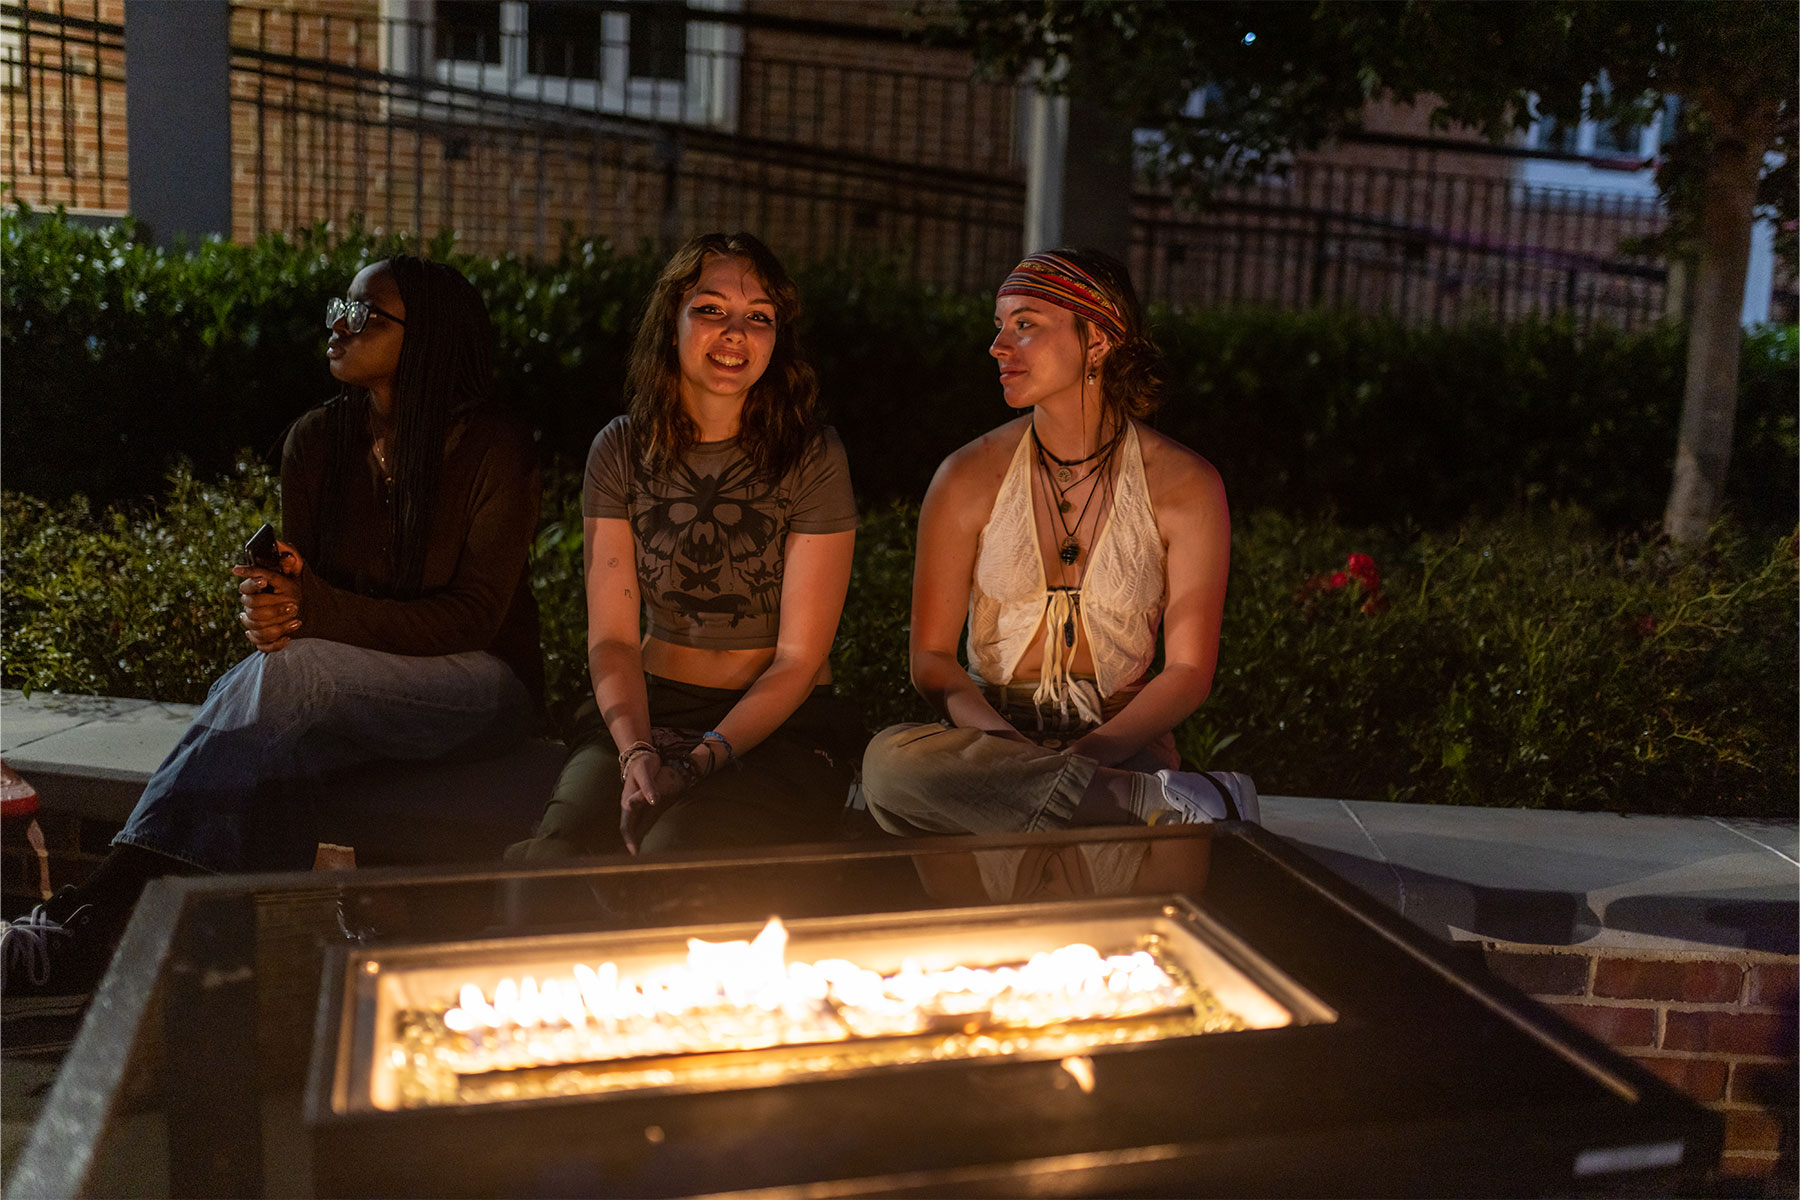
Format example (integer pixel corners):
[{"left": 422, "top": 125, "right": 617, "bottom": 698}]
[{"left": 996, "top": 252, "right": 1128, "bottom": 344}]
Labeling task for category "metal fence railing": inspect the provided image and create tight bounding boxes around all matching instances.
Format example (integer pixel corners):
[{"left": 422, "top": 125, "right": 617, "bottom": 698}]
[
  {"left": 4, "top": 0, "right": 1680, "bottom": 330},
  {"left": 1, "top": 0, "right": 127, "bottom": 215},
  {"left": 1133, "top": 149, "right": 1671, "bottom": 330},
  {"left": 223, "top": 2, "right": 1024, "bottom": 288}
]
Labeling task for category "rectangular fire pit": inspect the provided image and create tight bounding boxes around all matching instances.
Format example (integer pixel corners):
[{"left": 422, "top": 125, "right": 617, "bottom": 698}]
[
  {"left": 16, "top": 825, "right": 1723, "bottom": 1198},
  {"left": 314, "top": 897, "right": 1329, "bottom": 1118}
]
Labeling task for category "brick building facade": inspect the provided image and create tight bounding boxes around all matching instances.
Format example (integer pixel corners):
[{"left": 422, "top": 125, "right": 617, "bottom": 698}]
[{"left": 7, "top": 0, "right": 1743, "bottom": 325}]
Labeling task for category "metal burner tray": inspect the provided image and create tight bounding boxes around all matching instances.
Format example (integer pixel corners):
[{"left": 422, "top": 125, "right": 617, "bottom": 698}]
[{"left": 316, "top": 896, "right": 1333, "bottom": 1117}]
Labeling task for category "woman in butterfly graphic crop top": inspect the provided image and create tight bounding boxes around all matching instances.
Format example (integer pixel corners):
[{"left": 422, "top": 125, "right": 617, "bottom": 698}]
[
  {"left": 507, "top": 233, "right": 859, "bottom": 860},
  {"left": 861, "top": 248, "right": 1260, "bottom": 835}
]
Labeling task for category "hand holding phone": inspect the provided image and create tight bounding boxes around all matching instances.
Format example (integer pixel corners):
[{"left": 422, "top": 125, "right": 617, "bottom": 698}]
[
  {"left": 242, "top": 523, "right": 281, "bottom": 571},
  {"left": 233, "top": 525, "right": 304, "bottom": 652},
  {"left": 241, "top": 523, "right": 282, "bottom": 593}
]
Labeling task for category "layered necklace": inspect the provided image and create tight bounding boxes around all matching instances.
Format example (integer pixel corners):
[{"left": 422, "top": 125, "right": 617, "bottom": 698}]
[
  {"left": 369, "top": 405, "right": 397, "bottom": 486},
  {"left": 1032, "top": 422, "right": 1122, "bottom": 568}
]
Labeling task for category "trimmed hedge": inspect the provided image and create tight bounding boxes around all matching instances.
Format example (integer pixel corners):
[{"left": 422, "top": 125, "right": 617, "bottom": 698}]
[
  {"left": 4, "top": 208, "right": 1794, "bottom": 817},
  {"left": 4, "top": 468, "right": 1793, "bottom": 817},
  {"left": 4, "top": 206, "right": 1795, "bottom": 533}
]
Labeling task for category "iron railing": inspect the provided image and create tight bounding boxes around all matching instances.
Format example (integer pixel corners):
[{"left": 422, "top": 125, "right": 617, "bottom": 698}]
[
  {"left": 1, "top": 0, "right": 126, "bottom": 214},
  {"left": 3, "top": 1, "right": 1677, "bottom": 329},
  {"left": 224, "top": 2, "right": 1024, "bottom": 288},
  {"left": 1133, "top": 145, "right": 1670, "bottom": 329}
]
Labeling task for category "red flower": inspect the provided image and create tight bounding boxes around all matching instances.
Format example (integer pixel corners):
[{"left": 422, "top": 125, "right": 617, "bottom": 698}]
[
  {"left": 1329, "top": 571, "right": 1348, "bottom": 589},
  {"left": 1361, "top": 594, "right": 1391, "bottom": 616},
  {"left": 1346, "top": 553, "right": 1380, "bottom": 591},
  {"left": 1635, "top": 613, "right": 1658, "bottom": 638}
]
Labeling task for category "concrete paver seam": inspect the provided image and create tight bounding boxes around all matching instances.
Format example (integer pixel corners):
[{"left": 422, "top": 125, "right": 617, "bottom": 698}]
[
  {"left": 1704, "top": 817, "right": 1800, "bottom": 869},
  {"left": 1338, "top": 799, "right": 1409, "bottom": 917}
]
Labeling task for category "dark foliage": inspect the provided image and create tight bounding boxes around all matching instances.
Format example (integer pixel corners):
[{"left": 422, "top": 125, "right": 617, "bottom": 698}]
[
  {"left": 5, "top": 208, "right": 1793, "bottom": 538},
  {"left": 6, "top": 472, "right": 1792, "bottom": 816}
]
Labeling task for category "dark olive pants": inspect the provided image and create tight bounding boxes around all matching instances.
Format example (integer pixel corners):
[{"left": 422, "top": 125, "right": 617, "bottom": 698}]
[{"left": 505, "top": 676, "right": 862, "bottom": 861}]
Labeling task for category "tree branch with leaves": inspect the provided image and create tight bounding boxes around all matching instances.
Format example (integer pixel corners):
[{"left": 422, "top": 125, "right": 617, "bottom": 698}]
[{"left": 945, "top": 0, "right": 1796, "bottom": 543}]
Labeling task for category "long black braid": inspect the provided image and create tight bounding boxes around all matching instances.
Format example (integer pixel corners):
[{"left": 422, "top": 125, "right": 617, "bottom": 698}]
[{"left": 313, "top": 256, "right": 494, "bottom": 596}]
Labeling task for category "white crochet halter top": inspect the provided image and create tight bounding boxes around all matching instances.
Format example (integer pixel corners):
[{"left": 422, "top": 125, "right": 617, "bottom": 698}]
[{"left": 966, "top": 421, "right": 1166, "bottom": 727}]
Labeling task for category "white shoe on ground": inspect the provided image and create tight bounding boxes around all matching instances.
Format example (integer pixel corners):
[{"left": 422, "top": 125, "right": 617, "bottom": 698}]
[{"left": 1150, "top": 770, "right": 1261, "bottom": 824}]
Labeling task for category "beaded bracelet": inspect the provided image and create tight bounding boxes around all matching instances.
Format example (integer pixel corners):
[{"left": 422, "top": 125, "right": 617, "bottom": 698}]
[{"left": 699, "top": 730, "right": 736, "bottom": 767}]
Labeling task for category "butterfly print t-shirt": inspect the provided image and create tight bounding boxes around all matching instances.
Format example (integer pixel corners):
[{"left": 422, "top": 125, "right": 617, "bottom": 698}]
[{"left": 583, "top": 415, "right": 857, "bottom": 650}]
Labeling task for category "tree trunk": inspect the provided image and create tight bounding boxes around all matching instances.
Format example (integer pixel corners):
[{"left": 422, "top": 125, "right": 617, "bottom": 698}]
[{"left": 1661, "top": 114, "right": 1766, "bottom": 545}]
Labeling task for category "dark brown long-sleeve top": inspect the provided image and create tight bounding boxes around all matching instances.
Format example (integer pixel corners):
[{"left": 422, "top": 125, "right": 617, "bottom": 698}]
[{"left": 280, "top": 401, "right": 544, "bottom": 705}]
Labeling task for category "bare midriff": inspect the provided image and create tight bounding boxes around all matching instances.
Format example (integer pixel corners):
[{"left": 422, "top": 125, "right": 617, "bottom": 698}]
[
  {"left": 642, "top": 636, "right": 832, "bottom": 692},
  {"left": 1001, "top": 614, "right": 1098, "bottom": 685}
]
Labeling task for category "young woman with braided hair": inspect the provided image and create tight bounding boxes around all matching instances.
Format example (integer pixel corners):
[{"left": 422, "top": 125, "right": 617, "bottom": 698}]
[
  {"left": 507, "top": 232, "right": 859, "bottom": 862},
  {"left": 2, "top": 256, "right": 542, "bottom": 1011},
  {"left": 861, "top": 248, "right": 1259, "bottom": 836}
]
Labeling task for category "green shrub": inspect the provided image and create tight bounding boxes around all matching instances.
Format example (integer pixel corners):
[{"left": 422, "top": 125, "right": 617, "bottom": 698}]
[
  {"left": 1181, "top": 508, "right": 1798, "bottom": 816},
  {"left": 831, "top": 501, "right": 934, "bottom": 733},
  {"left": 1, "top": 464, "right": 279, "bottom": 701},
  {"left": 6, "top": 469, "right": 1792, "bottom": 816},
  {"left": 526, "top": 466, "right": 590, "bottom": 728},
  {"left": 1154, "top": 310, "right": 1798, "bottom": 531},
  {"left": 7, "top": 206, "right": 1794, "bottom": 534}
]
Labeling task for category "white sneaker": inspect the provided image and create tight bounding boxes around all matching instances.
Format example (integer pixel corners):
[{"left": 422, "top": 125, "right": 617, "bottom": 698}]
[{"left": 1150, "top": 770, "right": 1261, "bottom": 824}]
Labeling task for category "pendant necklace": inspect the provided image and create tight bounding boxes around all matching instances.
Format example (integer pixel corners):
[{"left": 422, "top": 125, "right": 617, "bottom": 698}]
[
  {"left": 1042, "top": 456, "right": 1105, "bottom": 514},
  {"left": 369, "top": 409, "right": 396, "bottom": 484},
  {"left": 1035, "top": 435, "right": 1113, "bottom": 568},
  {"left": 1032, "top": 423, "right": 1120, "bottom": 514},
  {"left": 1034, "top": 471, "right": 1084, "bottom": 647},
  {"left": 1032, "top": 424, "right": 1112, "bottom": 488}
]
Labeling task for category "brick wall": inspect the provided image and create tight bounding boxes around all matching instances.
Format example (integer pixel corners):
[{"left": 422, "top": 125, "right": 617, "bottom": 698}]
[
  {"left": 6, "top": 0, "right": 1678, "bottom": 321},
  {"left": 3, "top": 0, "right": 130, "bottom": 215},
  {"left": 1484, "top": 941, "right": 1799, "bottom": 1184}
]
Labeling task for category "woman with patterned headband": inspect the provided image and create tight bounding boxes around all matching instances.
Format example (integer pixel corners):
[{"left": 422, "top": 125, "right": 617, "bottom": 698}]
[{"left": 860, "top": 248, "right": 1258, "bottom": 835}]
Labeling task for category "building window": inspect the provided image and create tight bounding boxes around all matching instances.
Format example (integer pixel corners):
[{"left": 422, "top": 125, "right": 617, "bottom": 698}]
[
  {"left": 436, "top": 1, "right": 503, "bottom": 67},
  {"left": 382, "top": 0, "right": 740, "bottom": 129},
  {"left": 1519, "top": 80, "right": 1673, "bottom": 199},
  {"left": 523, "top": 2, "right": 605, "bottom": 79}
]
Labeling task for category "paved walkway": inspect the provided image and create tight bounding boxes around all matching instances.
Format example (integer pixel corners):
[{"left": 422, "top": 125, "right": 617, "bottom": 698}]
[{"left": 4, "top": 687, "right": 1795, "bottom": 954}]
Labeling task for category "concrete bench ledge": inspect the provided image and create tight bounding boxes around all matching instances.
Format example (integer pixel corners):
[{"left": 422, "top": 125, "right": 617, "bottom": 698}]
[
  {"left": 1264, "top": 796, "right": 1797, "bottom": 956},
  {"left": 0, "top": 688, "right": 562, "bottom": 867},
  {"left": 2, "top": 688, "right": 1795, "bottom": 954}
]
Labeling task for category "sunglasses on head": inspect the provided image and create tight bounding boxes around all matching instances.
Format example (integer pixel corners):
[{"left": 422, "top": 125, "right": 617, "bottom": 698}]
[{"left": 326, "top": 296, "right": 406, "bottom": 334}]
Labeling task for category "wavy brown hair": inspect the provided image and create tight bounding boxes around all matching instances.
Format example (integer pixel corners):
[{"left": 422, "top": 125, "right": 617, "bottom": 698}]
[
  {"left": 1050, "top": 246, "right": 1166, "bottom": 428},
  {"left": 626, "top": 232, "right": 821, "bottom": 482}
]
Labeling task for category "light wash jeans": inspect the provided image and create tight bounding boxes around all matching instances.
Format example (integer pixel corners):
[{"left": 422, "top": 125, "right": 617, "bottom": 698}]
[{"left": 117, "top": 639, "right": 534, "bottom": 873}]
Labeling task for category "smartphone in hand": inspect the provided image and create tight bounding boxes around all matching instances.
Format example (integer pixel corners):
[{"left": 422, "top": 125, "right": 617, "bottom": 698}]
[{"left": 241, "top": 523, "right": 282, "bottom": 593}]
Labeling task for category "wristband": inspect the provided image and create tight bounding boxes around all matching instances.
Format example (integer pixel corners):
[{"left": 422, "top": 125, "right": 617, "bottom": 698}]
[{"left": 699, "top": 730, "right": 736, "bottom": 767}]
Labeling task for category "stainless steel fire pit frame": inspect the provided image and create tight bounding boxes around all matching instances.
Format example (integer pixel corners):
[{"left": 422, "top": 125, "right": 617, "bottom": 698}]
[{"left": 12, "top": 823, "right": 1723, "bottom": 1198}]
